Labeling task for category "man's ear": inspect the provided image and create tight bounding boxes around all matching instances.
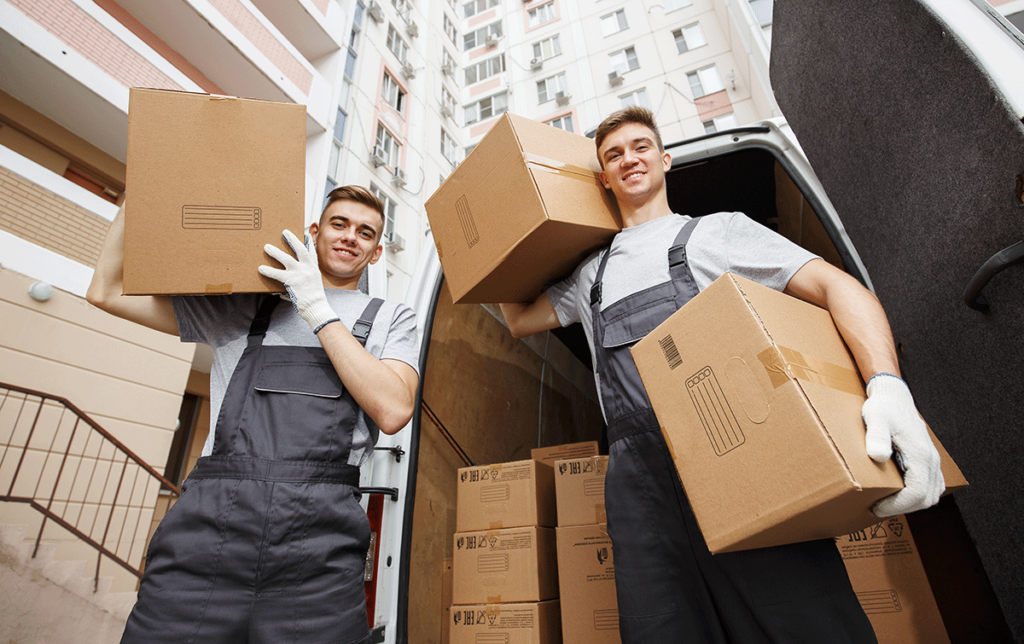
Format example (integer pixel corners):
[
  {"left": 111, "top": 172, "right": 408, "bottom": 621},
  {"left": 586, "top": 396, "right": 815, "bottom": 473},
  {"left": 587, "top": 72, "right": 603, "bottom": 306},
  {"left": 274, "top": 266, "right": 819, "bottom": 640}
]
[
  {"left": 308, "top": 221, "right": 320, "bottom": 243},
  {"left": 662, "top": 151, "right": 672, "bottom": 171},
  {"left": 599, "top": 170, "right": 611, "bottom": 189},
  {"left": 369, "top": 243, "right": 384, "bottom": 265}
]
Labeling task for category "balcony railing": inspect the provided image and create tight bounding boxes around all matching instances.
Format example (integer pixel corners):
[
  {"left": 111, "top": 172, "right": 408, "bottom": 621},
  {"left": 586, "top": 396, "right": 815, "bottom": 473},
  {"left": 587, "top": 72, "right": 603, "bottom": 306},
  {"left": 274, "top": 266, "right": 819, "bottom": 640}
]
[{"left": 0, "top": 382, "right": 179, "bottom": 590}]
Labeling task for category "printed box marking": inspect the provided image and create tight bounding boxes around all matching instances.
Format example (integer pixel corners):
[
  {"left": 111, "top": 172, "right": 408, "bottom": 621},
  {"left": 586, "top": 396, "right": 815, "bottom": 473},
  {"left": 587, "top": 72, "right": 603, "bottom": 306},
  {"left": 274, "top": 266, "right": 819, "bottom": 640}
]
[
  {"left": 182, "top": 205, "right": 261, "bottom": 229},
  {"left": 686, "top": 366, "right": 745, "bottom": 456},
  {"left": 456, "top": 196, "right": 480, "bottom": 248},
  {"left": 856, "top": 589, "right": 902, "bottom": 614},
  {"left": 477, "top": 553, "right": 509, "bottom": 573}
]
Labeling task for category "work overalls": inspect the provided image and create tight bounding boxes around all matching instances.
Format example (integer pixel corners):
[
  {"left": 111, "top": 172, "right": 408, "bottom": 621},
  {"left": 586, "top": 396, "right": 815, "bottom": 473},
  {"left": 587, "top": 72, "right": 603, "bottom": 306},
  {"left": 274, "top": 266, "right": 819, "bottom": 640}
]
[
  {"left": 593, "top": 218, "right": 877, "bottom": 644},
  {"left": 122, "top": 295, "right": 382, "bottom": 644}
]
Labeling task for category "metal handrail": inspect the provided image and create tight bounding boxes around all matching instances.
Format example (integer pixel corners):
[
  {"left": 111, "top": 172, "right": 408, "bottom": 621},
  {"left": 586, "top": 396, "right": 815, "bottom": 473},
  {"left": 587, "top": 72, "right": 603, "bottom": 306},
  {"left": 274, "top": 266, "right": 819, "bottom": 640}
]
[{"left": 0, "top": 382, "right": 180, "bottom": 590}]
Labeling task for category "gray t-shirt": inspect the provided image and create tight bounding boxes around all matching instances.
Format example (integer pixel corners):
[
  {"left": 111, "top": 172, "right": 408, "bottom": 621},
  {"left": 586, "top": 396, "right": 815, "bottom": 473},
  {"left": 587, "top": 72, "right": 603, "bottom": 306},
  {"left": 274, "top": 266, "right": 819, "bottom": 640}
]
[
  {"left": 547, "top": 212, "right": 818, "bottom": 418},
  {"left": 173, "top": 290, "right": 419, "bottom": 466}
]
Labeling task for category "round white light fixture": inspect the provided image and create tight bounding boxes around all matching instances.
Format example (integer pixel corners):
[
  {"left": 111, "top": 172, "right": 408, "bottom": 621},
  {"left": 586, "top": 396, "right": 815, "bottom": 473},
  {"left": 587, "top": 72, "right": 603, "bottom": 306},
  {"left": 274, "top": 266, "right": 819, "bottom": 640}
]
[{"left": 28, "top": 281, "right": 53, "bottom": 302}]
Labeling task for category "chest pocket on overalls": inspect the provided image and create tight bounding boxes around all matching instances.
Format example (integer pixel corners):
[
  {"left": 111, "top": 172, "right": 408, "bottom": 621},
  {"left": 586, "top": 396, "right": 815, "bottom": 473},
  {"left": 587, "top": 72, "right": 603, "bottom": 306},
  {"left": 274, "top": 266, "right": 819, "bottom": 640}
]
[
  {"left": 249, "top": 353, "right": 350, "bottom": 458},
  {"left": 600, "top": 283, "right": 683, "bottom": 349}
]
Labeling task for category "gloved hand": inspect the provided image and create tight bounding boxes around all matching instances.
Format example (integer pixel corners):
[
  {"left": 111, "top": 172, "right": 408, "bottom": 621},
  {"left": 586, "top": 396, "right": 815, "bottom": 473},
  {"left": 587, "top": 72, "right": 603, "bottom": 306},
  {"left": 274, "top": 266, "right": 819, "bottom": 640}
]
[
  {"left": 258, "top": 229, "right": 339, "bottom": 333},
  {"left": 862, "top": 373, "right": 945, "bottom": 517}
]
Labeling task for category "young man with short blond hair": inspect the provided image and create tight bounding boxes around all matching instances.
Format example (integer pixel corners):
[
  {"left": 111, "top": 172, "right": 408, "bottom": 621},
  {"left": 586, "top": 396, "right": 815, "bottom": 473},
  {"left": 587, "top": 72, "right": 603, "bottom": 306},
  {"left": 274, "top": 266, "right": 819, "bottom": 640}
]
[
  {"left": 501, "top": 107, "right": 943, "bottom": 643},
  {"left": 89, "top": 185, "right": 419, "bottom": 644}
]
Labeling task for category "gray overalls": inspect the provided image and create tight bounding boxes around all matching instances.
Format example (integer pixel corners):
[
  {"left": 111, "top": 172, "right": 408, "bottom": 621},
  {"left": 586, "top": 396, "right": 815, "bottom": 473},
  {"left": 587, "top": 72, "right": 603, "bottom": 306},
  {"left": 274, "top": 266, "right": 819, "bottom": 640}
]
[
  {"left": 592, "top": 217, "right": 877, "bottom": 643},
  {"left": 122, "top": 295, "right": 381, "bottom": 644}
]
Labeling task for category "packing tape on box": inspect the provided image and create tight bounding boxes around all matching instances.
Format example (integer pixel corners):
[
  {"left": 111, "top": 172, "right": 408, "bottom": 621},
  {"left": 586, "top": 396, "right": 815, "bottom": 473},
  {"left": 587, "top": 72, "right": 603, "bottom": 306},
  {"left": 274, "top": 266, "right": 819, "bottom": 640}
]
[
  {"left": 595, "top": 504, "right": 607, "bottom": 524},
  {"left": 523, "top": 152, "right": 603, "bottom": 184},
  {"left": 205, "top": 283, "right": 233, "bottom": 294},
  {"left": 486, "top": 604, "right": 502, "bottom": 616},
  {"left": 756, "top": 345, "right": 864, "bottom": 397},
  {"left": 488, "top": 520, "right": 504, "bottom": 530},
  {"left": 487, "top": 595, "right": 502, "bottom": 605}
]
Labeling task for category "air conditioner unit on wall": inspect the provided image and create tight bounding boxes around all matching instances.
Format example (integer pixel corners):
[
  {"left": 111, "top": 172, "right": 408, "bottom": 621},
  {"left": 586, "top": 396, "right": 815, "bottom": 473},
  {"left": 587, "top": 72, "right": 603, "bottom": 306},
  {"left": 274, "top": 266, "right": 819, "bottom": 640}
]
[
  {"left": 385, "top": 232, "right": 405, "bottom": 251},
  {"left": 609, "top": 70, "right": 624, "bottom": 86},
  {"left": 442, "top": 62, "right": 455, "bottom": 76},
  {"left": 441, "top": 104, "right": 453, "bottom": 119},
  {"left": 530, "top": 58, "right": 543, "bottom": 71},
  {"left": 371, "top": 145, "right": 387, "bottom": 167},
  {"left": 368, "top": 1, "right": 384, "bottom": 23},
  {"left": 402, "top": 63, "right": 416, "bottom": 79},
  {"left": 392, "top": 167, "right": 408, "bottom": 188},
  {"left": 407, "top": 22, "right": 419, "bottom": 37},
  {"left": 555, "top": 91, "right": 571, "bottom": 106},
  {"left": 485, "top": 34, "right": 499, "bottom": 47}
]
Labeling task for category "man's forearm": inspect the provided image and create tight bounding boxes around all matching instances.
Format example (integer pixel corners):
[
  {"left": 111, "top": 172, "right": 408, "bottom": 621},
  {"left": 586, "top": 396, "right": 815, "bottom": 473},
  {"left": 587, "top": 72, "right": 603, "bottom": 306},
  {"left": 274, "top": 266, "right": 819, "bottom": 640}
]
[{"left": 316, "top": 322, "right": 418, "bottom": 435}]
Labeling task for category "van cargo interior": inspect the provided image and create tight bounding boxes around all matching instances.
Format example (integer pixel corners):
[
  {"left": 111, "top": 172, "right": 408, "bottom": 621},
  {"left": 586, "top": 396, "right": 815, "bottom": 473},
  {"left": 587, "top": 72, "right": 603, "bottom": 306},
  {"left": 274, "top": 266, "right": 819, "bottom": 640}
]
[{"left": 406, "top": 145, "right": 845, "bottom": 642}]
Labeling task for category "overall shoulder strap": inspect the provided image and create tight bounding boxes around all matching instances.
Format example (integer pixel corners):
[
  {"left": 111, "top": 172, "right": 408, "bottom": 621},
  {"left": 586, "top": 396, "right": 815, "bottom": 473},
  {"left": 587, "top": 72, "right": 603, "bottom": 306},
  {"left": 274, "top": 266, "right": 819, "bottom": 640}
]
[
  {"left": 352, "top": 298, "right": 385, "bottom": 346},
  {"left": 667, "top": 216, "right": 702, "bottom": 277},
  {"left": 248, "top": 294, "right": 281, "bottom": 340}
]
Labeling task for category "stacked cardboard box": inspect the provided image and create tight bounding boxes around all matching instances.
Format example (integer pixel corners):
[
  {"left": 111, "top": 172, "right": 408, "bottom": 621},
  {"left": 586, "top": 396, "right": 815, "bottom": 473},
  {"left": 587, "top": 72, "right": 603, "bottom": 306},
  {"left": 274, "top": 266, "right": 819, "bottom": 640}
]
[
  {"left": 553, "top": 453, "right": 621, "bottom": 644},
  {"left": 837, "top": 516, "right": 951, "bottom": 644},
  {"left": 451, "top": 459, "right": 561, "bottom": 644}
]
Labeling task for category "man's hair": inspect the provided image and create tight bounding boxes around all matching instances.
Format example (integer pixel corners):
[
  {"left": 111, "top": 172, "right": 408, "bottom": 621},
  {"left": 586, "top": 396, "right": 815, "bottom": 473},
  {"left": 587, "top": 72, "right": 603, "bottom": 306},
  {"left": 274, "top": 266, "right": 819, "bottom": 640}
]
[
  {"left": 594, "top": 106, "right": 665, "bottom": 166},
  {"left": 320, "top": 185, "right": 386, "bottom": 239}
]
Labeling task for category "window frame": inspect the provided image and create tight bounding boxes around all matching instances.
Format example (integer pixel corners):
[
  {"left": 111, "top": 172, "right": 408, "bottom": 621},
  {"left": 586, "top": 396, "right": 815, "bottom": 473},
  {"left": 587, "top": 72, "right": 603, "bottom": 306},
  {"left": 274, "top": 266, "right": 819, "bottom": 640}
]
[
  {"left": 609, "top": 46, "right": 640, "bottom": 75},
  {"left": 536, "top": 72, "right": 567, "bottom": 103},
  {"left": 600, "top": 9, "right": 628, "bottom": 37},
  {"left": 375, "top": 123, "right": 401, "bottom": 168}
]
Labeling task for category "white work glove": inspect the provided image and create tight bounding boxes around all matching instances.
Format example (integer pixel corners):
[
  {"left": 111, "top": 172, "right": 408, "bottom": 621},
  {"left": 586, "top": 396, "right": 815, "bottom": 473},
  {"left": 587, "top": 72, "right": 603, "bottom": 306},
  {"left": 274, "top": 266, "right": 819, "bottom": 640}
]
[
  {"left": 258, "top": 229, "right": 339, "bottom": 334},
  {"left": 862, "top": 373, "right": 945, "bottom": 517}
]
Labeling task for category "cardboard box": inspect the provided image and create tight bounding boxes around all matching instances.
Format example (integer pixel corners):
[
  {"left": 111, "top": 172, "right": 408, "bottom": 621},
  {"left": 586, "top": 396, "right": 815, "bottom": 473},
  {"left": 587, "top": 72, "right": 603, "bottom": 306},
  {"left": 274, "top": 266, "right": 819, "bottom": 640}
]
[
  {"left": 124, "top": 88, "right": 305, "bottom": 295},
  {"left": 452, "top": 526, "right": 558, "bottom": 605},
  {"left": 631, "top": 273, "right": 967, "bottom": 553},
  {"left": 531, "top": 441, "right": 600, "bottom": 466},
  {"left": 556, "top": 524, "right": 620, "bottom": 644},
  {"left": 554, "top": 456, "right": 608, "bottom": 527},
  {"left": 424, "top": 113, "right": 621, "bottom": 304},
  {"left": 837, "top": 516, "right": 950, "bottom": 644},
  {"left": 450, "top": 600, "right": 562, "bottom": 644},
  {"left": 456, "top": 460, "right": 556, "bottom": 532}
]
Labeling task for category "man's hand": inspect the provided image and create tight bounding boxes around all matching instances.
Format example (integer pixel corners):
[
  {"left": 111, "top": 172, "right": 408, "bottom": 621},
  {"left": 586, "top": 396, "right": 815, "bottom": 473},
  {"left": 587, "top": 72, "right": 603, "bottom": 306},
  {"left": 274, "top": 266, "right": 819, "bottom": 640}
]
[
  {"left": 862, "top": 373, "right": 945, "bottom": 517},
  {"left": 258, "top": 229, "right": 338, "bottom": 333}
]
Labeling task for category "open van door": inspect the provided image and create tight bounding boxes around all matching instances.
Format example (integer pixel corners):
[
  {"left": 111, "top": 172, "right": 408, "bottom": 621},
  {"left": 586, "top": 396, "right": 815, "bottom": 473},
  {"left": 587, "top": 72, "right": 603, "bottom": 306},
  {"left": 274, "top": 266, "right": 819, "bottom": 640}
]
[{"left": 770, "top": 0, "right": 1024, "bottom": 639}]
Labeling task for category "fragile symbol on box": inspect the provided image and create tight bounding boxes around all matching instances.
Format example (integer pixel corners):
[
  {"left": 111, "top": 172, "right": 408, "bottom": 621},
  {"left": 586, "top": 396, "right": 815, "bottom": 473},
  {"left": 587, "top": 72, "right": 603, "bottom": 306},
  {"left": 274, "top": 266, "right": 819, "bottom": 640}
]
[
  {"left": 182, "top": 205, "right": 262, "bottom": 230},
  {"left": 686, "top": 366, "right": 745, "bottom": 456}
]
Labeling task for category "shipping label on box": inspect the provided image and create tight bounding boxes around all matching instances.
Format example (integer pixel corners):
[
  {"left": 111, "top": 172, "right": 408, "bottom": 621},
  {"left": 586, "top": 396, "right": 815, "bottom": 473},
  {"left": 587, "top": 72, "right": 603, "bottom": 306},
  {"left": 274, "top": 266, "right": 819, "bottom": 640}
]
[
  {"left": 531, "top": 441, "right": 600, "bottom": 466},
  {"left": 556, "top": 524, "right": 620, "bottom": 644},
  {"left": 452, "top": 526, "right": 558, "bottom": 605},
  {"left": 837, "top": 516, "right": 950, "bottom": 644},
  {"left": 450, "top": 600, "right": 562, "bottom": 644},
  {"left": 124, "top": 88, "right": 305, "bottom": 295},
  {"left": 425, "top": 113, "right": 621, "bottom": 303},
  {"left": 457, "top": 460, "right": 555, "bottom": 532},
  {"left": 554, "top": 456, "right": 608, "bottom": 527},
  {"left": 631, "top": 273, "right": 966, "bottom": 553}
]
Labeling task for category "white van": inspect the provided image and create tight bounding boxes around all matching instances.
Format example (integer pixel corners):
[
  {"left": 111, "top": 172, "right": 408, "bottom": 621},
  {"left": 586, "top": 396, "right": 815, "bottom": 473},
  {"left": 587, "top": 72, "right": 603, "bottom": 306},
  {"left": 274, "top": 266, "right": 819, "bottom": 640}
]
[{"left": 363, "top": 1, "right": 1024, "bottom": 641}]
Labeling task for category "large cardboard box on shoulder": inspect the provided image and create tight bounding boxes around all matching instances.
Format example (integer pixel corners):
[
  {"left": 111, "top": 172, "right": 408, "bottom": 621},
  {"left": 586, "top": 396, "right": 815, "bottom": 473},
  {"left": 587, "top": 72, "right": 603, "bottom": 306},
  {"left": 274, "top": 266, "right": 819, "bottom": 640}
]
[
  {"left": 554, "top": 456, "right": 609, "bottom": 528},
  {"left": 631, "top": 273, "right": 967, "bottom": 553},
  {"left": 456, "top": 460, "right": 556, "bottom": 532},
  {"left": 452, "top": 526, "right": 559, "bottom": 605},
  {"left": 424, "top": 113, "right": 622, "bottom": 304},
  {"left": 124, "top": 88, "right": 305, "bottom": 295},
  {"left": 837, "top": 516, "right": 950, "bottom": 644},
  {"left": 556, "top": 523, "right": 620, "bottom": 644},
  {"left": 450, "top": 600, "right": 562, "bottom": 644}
]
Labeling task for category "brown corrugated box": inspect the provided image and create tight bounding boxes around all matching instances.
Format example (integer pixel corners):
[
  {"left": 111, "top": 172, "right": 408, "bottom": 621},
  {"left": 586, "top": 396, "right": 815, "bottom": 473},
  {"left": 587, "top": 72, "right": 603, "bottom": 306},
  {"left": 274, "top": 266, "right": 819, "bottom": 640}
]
[
  {"left": 450, "top": 600, "right": 562, "bottom": 644},
  {"left": 124, "top": 88, "right": 305, "bottom": 295},
  {"left": 837, "top": 516, "right": 950, "bottom": 644},
  {"left": 531, "top": 441, "right": 600, "bottom": 466},
  {"left": 456, "top": 460, "right": 556, "bottom": 532},
  {"left": 631, "top": 273, "right": 967, "bottom": 553},
  {"left": 554, "top": 456, "right": 608, "bottom": 528},
  {"left": 555, "top": 524, "right": 620, "bottom": 644},
  {"left": 452, "top": 526, "right": 559, "bottom": 605},
  {"left": 424, "top": 113, "right": 621, "bottom": 304}
]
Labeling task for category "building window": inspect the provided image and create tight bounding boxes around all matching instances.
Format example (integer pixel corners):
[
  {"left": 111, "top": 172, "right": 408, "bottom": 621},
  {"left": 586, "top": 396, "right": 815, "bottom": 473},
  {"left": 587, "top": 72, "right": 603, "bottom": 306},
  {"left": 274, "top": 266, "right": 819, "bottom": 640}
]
[
  {"left": 444, "top": 13, "right": 458, "bottom": 43},
  {"left": 442, "top": 47, "right": 457, "bottom": 75},
  {"left": 441, "top": 128, "right": 459, "bottom": 164},
  {"left": 464, "top": 0, "right": 499, "bottom": 18},
  {"left": 687, "top": 65, "right": 724, "bottom": 98},
  {"left": 464, "top": 21, "right": 502, "bottom": 50},
  {"left": 354, "top": 0, "right": 365, "bottom": 27},
  {"left": 392, "top": 0, "right": 410, "bottom": 13},
  {"left": 333, "top": 106, "right": 348, "bottom": 143},
  {"left": 664, "top": 0, "right": 694, "bottom": 12},
  {"left": 537, "top": 73, "right": 567, "bottom": 103},
  {"left": 547, "top": 115, "right": 573, "bottom": 132},
  {"left": 375, "top": 123, "right": 401, "bottom": 167},
  {"left": 609, "top": 46, "right": 639, "bottom": 74},
  {"left": 464, "top": 91, "right": 508, "bottom": 124},
  {"left": 344, "top": 47, "right": 358, "bottom": 80},
  {"left": 387, "top": 25, "right": 409, "bottom": 64},
  {"left": 703, "top": 113, "right": 739, "bottom": 134},
  {"left": 382, "top": 72, "right": 405, "bottom": 114},
  {"left": 528, "top": 2, "right": 557, "bottom": 28},
  {"left": 442, "top": 86, "right": 458, "bottom": 116},
  {"left": 601, "top": 10, "right": 628, "bottom": 36},
  {"left": 532, "top": 34, "right": 561, "bottom": 60},
  {"left": 619, "top": 88, "right": 650, "bottom": 109},
  {"left": 370, "top": 183, "right": 398, "bottom": 241},
  {"left": 674, "top": 23, "right": 707, "bottom": 53},
  {"left": 465, "top": 55, "right": 505, "bottom": 85}
]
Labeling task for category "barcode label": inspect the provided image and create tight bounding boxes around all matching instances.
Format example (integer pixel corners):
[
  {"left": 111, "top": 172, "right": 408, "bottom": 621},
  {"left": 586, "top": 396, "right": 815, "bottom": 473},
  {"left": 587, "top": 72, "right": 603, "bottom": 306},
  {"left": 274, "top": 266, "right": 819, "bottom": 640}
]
[{"left": 659, "top": 334, "right": 682, "bottom": 370}]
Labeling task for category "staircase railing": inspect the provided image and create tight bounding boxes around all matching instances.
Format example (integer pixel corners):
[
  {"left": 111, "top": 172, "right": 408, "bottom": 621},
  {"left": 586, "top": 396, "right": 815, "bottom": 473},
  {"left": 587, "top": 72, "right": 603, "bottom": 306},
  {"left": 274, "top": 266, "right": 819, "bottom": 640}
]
[{"left": 0, "top": 382, "right": 180, "bottom": 590}]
